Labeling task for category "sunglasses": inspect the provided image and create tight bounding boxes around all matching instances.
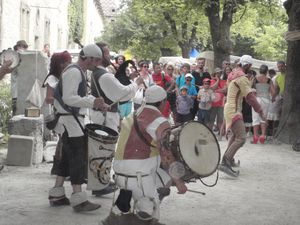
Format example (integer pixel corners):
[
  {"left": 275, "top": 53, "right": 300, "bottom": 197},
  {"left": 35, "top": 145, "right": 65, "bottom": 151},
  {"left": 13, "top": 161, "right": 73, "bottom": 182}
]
[
  {"left": 204, "top": 82, "right": 210, "bottom": 85},
  {"left": 143, "top": 65, "right": 149, "bottom": 68},
  {"left": 186, "top": 79, "right": 192, "bottom": 81}
]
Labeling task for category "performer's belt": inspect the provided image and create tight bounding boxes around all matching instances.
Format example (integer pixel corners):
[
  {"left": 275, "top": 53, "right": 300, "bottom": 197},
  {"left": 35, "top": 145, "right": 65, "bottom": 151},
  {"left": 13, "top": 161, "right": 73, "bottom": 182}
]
[
  {"left": 115, "top": 172, "right": 149, "bottom": 178},
  {"left": 93, "top": 104, "right": 118, "bottom": 113},
  {"left": 59, "top": 113, "right": 85, "bottom": 118}
]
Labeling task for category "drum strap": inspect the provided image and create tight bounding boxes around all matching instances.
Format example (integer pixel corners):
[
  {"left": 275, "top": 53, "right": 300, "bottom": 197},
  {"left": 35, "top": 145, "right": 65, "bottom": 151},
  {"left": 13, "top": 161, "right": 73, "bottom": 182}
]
[{"left": 133, "top": 113, "right": 155, "bottom": 147}]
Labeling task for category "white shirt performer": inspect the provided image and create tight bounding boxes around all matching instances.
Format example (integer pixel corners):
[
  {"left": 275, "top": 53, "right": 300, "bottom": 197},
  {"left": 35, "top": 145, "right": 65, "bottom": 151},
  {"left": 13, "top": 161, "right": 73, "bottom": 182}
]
[
  {"left": 89, "top": 42, "right": 143, "bottom": 196},
  {"left": 48, "top": 44, "right": 109, "bottom": 212},
  {"left": 90, "top": 43, "right": 143, "bottom": 132},
  {"left": 113, "top": 85, "right": 187, "bottom": 223}
]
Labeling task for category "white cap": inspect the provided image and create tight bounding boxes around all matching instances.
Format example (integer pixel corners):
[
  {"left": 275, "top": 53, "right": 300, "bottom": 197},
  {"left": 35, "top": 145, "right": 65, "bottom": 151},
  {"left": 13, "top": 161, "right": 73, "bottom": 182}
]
[
  {"left": 145, "top": 85, "right": 167, "bottom": 103},
  {"left": 82, "top": 44, "right": 102, "bottom": 58},
  {"left": 185, "top": 73, "right": 193, "bottom": 79},
  {"left": 239, "top": 55, "right": 253, "bottom": 66}
]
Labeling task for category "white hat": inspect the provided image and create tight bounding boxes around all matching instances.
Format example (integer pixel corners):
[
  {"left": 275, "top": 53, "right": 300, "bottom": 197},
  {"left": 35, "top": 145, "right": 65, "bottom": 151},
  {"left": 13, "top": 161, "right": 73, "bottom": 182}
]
[
  {"left": 145, "top": 85, "right": 167, "bottom": 103},
  {"left": 185, "top": 73, "right": 193, "bottom": 79},
  {"left": 239, "top": 55, "right": 253, "bottom": 66},
  {"left": 82, "top": 44, "right": 102, "bottom": 58}
]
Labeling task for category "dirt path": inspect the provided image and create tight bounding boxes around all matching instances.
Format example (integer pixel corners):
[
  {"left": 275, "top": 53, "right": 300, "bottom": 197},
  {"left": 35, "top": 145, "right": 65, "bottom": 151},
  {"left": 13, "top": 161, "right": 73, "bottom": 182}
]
[{"left": 0, "top": 138, "right": 300, "bottom": 225}]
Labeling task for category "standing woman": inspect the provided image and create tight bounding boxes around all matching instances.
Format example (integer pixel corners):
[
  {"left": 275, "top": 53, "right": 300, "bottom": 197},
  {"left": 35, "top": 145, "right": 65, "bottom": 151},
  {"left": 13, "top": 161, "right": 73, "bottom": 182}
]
[
  {"left": 133, "top": 60, "right": 154, "bottom": 110},
  {"left": 43, "top": 51, "right": 72, "bottom": 104},
  {"left": 43, "top": 51, "right": 72, "bottom": 175},
  {"left": 251, "top": 65, "right": 276, "bottom": 144}
]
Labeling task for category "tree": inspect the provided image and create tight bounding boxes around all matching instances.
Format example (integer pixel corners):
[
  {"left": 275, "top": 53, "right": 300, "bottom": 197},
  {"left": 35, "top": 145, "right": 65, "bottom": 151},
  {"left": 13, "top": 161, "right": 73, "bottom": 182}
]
[
  {"left": 204, "top": 0, "right": 283, "bottom": 67},
  {"left": 102, "top": 0, "right": 211, "bottom": 59},
  {"left": 68, "top": 0, "right": 84, "bottom": 44},
  {"left": 276, "top": 0, "right": 300, "bottom": 144}
]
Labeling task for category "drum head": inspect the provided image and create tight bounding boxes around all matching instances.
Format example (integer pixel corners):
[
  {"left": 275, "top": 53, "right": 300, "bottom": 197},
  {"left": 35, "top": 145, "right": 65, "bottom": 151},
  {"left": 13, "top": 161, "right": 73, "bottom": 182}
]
[
  {"left": 0, "top": 49, "right": 20, "bottom": 69},
  {"left": 179, "top": 121, "right": 220, "bottom": 178}
]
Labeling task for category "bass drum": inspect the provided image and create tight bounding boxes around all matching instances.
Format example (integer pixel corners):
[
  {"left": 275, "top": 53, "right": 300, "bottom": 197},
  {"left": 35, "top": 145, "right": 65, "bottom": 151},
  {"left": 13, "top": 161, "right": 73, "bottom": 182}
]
[{"left": 166, "top": 121, "right": 220, "bottom": 181}]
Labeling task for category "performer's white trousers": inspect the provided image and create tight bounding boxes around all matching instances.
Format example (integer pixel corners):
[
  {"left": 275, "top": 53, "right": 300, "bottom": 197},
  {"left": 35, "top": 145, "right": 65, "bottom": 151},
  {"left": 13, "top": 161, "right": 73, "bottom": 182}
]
[{"left": 113, "top": 156, "right": 171, "bottom": 220}]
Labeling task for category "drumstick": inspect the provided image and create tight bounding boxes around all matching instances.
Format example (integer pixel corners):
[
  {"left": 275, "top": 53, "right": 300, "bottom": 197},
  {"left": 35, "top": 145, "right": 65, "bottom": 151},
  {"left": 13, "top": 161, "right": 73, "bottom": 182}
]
[{"left": 187, "top": 189, "right": 206, "bottom": 195}]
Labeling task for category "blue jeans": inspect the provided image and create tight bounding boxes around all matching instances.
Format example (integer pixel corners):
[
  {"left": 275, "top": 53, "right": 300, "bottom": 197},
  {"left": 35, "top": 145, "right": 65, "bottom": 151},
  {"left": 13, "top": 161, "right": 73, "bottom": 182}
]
[{"left": 198, "top": 109, "right": 210, "bottom": 125}]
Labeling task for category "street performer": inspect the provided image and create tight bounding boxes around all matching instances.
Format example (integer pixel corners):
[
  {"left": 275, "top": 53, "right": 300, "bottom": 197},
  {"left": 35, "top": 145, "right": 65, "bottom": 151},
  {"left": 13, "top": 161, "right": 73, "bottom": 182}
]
[
  {"left": 90, "top": 42, "right": 144, "bottom": 196},
  {"left": 219, "top": 55, "right": 266, "bottom": 177},
  {"left": 48, "top": 44, "right": 109, "bottom": 212},
  {"left": 113, "top": 85, "right": 187, "bottom": 223}
]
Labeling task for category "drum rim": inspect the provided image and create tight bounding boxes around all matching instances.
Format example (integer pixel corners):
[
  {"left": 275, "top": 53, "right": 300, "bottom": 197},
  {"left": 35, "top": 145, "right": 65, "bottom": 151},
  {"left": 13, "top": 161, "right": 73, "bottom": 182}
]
[
  {"left": 177, "top": 121, "right": 221, "bottom": 178},
  {"left": 85, "top": 123, "right": 119, "bottom": 143}
]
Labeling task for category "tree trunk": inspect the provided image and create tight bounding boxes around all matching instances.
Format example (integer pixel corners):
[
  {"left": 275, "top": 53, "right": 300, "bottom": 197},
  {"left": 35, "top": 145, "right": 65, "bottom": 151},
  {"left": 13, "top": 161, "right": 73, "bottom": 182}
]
[
  {"left": 180, "top": 44, "right": 190, "bottom": 58},
  {"left": 206, "top": 0, "right": 232, "bottom": 68},
  {"left": 160, "top": 48, "right": 174, "bottom": 56},
  {"left": 277, "top": 0, "right": 300, "bottom": 144}
]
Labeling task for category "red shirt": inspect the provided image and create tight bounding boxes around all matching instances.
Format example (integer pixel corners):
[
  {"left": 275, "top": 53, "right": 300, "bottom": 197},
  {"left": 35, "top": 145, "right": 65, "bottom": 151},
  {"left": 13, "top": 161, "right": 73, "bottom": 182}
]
[
  {"left": 152, "top": 72, "right": 172, "bottom": 89},
  {"left": 210, "top": 79, "right": 226, "bottom": 107}
]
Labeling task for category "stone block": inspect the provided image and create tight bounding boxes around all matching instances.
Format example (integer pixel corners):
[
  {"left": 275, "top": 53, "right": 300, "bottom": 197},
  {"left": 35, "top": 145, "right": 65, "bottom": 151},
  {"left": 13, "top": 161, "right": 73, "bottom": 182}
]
[
  {"left": 8, "top": 115, "right": 44, "bottom": 164},
  {"left": 6, "top": 135, "right": 34, "bottom": 166}
]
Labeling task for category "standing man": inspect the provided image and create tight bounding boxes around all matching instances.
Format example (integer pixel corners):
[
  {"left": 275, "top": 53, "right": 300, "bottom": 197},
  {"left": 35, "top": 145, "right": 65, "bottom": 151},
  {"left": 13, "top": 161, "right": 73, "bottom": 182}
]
[
  {"left": 11, "top": 40, "right": 28, "bottom": 115},
  {"left": 219, "top": 55, "right": 265, "bottom": 177},
  {"left": 191, "top": 57, "right": 211, "bottom": 119},
  {"left": 48, "top": 44, "right": 109, "bottom": 212},
  {"left": 113, "top": 85, "right": 187, "bottom": 223},
  {"left": 274, "top": 61, "right": 286, "bottom": 117},
  {"left": 90, "top": 42, "right": 144, "bottom": 196}
]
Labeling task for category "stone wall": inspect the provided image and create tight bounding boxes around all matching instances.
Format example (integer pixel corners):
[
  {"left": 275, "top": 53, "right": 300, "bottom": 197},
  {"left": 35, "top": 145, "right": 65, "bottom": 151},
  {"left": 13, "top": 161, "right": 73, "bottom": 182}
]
[{"left": 8, "top": 115, "right": 44, "bottom": 164}]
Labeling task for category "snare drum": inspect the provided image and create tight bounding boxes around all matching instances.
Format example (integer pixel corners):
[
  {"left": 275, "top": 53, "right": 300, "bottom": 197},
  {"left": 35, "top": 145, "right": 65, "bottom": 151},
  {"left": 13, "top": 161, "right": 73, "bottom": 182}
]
[
  {"left": 85, "top": 124, "right": 119, "bottom": 190},
  {"left": 164, "top": 121, "right": 220, "bottom": 181}
]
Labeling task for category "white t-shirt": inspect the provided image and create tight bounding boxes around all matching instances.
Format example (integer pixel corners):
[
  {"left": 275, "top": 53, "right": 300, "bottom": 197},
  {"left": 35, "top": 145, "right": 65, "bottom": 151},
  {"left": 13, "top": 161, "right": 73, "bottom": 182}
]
[{"left": 44, "top": 75, "right": 58, "bottom": 89}]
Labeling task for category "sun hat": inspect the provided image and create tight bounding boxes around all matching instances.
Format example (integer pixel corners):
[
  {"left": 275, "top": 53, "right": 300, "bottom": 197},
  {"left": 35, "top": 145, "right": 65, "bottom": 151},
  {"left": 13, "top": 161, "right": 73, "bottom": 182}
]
[
  {"left": 239, "top": 55, "right": 253, "bottom": 66},
  {"left": 185, "top": 73, "right": 193, "bottom": 79}
]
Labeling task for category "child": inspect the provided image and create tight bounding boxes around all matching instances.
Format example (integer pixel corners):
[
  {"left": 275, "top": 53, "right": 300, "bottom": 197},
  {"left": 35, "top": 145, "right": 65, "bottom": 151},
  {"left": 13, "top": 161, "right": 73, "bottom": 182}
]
[
  {"left": 197, "top": 78, "right": 215, "bottom": 125},
  {"left": 176, "top": 86, "right": 193, "bottom": 123}
]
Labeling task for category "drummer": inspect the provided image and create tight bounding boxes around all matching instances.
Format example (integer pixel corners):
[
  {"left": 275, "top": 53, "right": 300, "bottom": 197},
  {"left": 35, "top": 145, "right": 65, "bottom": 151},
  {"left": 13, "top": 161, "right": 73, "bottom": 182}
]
[
  {"left": 90, "top": 42, "right": 144, "bottom": 196},
  {"left": 113, "top": 85, "right": 187, "bottom": 223},
  {"left": 48, "top": 44, "right": 109, "bottom": 212}
]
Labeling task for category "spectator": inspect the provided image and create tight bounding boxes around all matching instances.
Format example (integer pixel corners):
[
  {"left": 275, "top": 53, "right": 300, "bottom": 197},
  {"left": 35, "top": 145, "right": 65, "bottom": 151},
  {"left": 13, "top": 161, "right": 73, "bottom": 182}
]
[
  {"left": 176, "top": 86, "right": 193, "bottom": 123},
  {"left": 209, "top": 68, "right": 227, "bottom": 139},
  {"left": 197, "top": 78, "right": 215, "bottom": 125},
  {"left": 11, "top": 40, "right": 28, "bottom": 115},
  {"left": 251, "top": 65, "right": 276, "bottom": 144}
]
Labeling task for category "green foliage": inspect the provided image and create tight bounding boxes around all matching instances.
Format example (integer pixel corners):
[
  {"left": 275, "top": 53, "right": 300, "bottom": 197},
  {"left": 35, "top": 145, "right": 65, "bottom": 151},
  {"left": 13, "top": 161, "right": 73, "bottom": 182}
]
[
  {"left": 231, "top": 1, "right": 287, "bottom": 60},
  {"left": 68, "top": 0, "right": 84, "bottom": 43},
  {"left": 102, "top": 0, "right": 287, "bottom": 61},
  {"left": 0, "top": 82, "right": 12, "bottom": 133},
  {"left": 102, "top": 0, "right": 210, "bottom": 60}
]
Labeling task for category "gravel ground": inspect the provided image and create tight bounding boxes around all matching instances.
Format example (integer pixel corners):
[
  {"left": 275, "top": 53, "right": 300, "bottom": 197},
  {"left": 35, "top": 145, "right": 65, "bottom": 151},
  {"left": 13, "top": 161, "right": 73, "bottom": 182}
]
[{"left": 0, "top": 137, "right": 300, "bottom": 225}]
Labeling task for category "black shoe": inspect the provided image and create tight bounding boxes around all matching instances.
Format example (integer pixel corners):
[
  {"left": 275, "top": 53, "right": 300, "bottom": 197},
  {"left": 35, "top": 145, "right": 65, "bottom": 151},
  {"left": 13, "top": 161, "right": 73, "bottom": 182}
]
[
  {"left": 157, "top": 187, "right": 170, "bottom": 201},
  {"left": 49, "top": 196, "right": 70, "bottom": 206},
  {"left": 73, "top": 200, "right": 101, "bottom": 212},
  {"left": 0, "top": 164, "right": 4, "bottom": 172},
  {"left": 136, "top": 211, "right": 152, "bottom": 221},
  {"left": 92, "top": 182, "right": 117, "bottom": 196},
  {"left": 218, "top": 163, "right": 239, "bottom": 177}
]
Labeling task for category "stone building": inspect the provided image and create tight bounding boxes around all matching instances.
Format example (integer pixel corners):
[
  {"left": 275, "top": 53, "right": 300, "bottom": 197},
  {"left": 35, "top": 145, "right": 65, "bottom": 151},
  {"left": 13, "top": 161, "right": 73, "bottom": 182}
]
[{"left": 0, "top": 0, "right": 119, "bottom": 51}]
